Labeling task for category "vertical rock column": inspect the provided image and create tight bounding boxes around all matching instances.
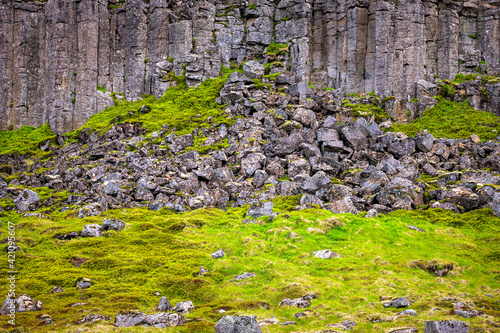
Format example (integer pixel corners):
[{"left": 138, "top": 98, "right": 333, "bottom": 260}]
[
  {"left": 45, "top": 0, "right": 78, "bottom": 134},
  {"left": 74, "top": 0, "right": 99, "bottom": 130},
  {"left": 0, "top": 1, "right": 14, "bottom": 130}
]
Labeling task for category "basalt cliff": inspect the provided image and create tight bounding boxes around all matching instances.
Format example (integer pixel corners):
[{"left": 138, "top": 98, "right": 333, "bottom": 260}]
[{"left": 1, "top": 0, "right": 500, "bottom": 133}]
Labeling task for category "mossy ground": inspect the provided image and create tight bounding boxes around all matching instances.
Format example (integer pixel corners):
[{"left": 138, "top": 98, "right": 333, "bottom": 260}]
[
  {"left": 0, "top": 124, "right": 54, "bottom": 157},
  {"left": 390, "top": 97, "right": 500, "bottom": 140},
  {"left": 0, "top": 192, "right": 499, "bottom": 332}
]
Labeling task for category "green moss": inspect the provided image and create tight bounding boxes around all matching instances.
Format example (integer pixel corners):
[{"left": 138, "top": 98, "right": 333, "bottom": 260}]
[
  {"left": 67, "top": 74, "right": 232, "bottom": 139},
  {"left": 0, "top": 123, "right": 54, "bottom": 157},
  {"left": 390, "top": 97, "right": 500, "bottom": 140},
  {"left": 342, "top": 101, "right": 391, "bottom": 122},
  {"left": 248, "top": 3, "right": 257, "bottom": 10},
  {"left": 266, "top": 43, "right": 289, "bottom": 57}
]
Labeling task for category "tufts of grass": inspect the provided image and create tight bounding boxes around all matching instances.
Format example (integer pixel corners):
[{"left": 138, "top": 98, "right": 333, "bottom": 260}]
[
  {"left": 342, "top": 101, "right": 391, "bottom": 122},
  {"left": 390, "top": 97, "right": 500, "bottom": 140}
]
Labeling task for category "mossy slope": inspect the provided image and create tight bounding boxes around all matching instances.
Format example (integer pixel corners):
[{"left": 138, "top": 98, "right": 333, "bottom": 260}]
[{"left": 0, "top": 202, "right": 498, "bottom": 332}]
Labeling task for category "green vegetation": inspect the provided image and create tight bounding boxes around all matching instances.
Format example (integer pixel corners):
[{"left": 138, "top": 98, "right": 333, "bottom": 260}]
[
  {"left": 220, "top": 61, "right": 245, "bottom": 76},
  {"left": 266, "top": 43, "right": 289, "bottom": 58},
  {"left": 0, "top": 123, "right": 54, "bottom": 156},
  {"left": 168, "top": 57, "right": 174, "bottom": 63},
  {"left": 342, "top": 100, "right": 391, "bottom": 122},
  {"left": 1, "top": 200, "right": 498, "bottom": 332},
  {"left": 97, "top": 86, "right": 107, "bottom": 93},
  {"left": 249, "top": 3, "right": 257, "bottom": 10},
  {"left": 390, "top": 97, "right": 500, "bottom": 140},
  {"left": 68, "top": 74, "right": 232, "bottom": 139}
]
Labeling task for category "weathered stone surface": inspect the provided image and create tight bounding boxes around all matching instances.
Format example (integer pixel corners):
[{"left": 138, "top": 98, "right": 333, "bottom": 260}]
[
  {"left": 312, "top": 249, "right": 340, "bottom": 259},
  {"left": 102, "top": 218, "right": 125, "bottom": 231},
  {"left": 14, "top": 189, "right": 41, "bottom": 212},
  {"left": 81, "top": 224, "right": 104, "bottom": 237},
  {"left": 214, "top": 315, "right": 262, "bottom": 333},
  {"left": 424, "top": 320, "right": 469, "bottom": 333}
]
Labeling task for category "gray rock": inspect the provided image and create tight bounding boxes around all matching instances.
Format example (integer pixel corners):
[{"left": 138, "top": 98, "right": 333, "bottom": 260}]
[
  {"left": 407, "top": 225, "right": 426, "bottom": 232},
  {"left": 14, "top": 189, "right": 41, "bottom": 212},
  {"left": 144, "top": 312, "right": 186, "bottom": 328},
  {"left": 102, "top": 218, "right": 125, "bottom": 231},
  {"left": 281, "top": 321, "right": 296, "bottom": 325},
  {"left": 280, "top": 294, "right": 315, "bottom": 308},
  {"left": 292, "top": 108, "right": 317, "bottom": 128},
  {"left": 0, "top": 294, "right": 42, "bottom": 314},
  {"left": 114, "top": 310, "right": 147, "bottom": 327},
  {"left": 300, "top": 171, "right": 331, "bottom": 192},
  {"left": 78, "top": 313, "right": 111, "bottom": 324},
  {"left": 366, "top": 209, "right": 378, "bottom": 218},
  {"left": 397, "top": 309, "right": 417, "bottom": 316},
  {"left": 388, "top": 139, "right": 416, "bottom": 158},
  {"left": 452, "top": 309, "right": 483, "bottom": 318},
  {"left": 157, "top": 297, "right": 171, "bottom": 312},
  {"left": 384, "top": 297, "right": 411, "bottom": 308},
  {"left": 210, "top": 249, "right": 225, "bottom": 259},
  {"left": 214, "top": 315, "right": 262, "bottom": 333},
  {"left": 312, "top": 249, "right": 340, "bottom": 259},
  {"left": 341, "top": 126, "right": 367, "bottom": 151},
  {"left": 390, "top": 329, "right": 418, "bottom": 333},
  {"left": 424, "top": 320, "right": 469, "bottom": 333},
  {"left": 317, "top": 128, "right": 339, "bottom": 142},
  {"left": 243, "top": 61, "right": 265, "bottom": 79},
  {"left": 493, "top": 191, "right": 500, "bottom": 217},
  {"left": 247, "top": 202, "right": 273, "bottom": 218},
  {"left": 234, "top": 272, "right": 257, "bottom": 281},
  {"left": 172, "top": 300, "right": 194, "bottom": 314},
  {"left": 415, "top": 131, "right": 435, "bottom": 153},
  {"left": 81, "top": 224, "right": 104, "bottom": 237}
]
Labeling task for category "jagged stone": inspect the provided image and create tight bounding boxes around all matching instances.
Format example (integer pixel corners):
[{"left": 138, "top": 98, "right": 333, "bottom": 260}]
[
  {"left": 14, "top": 189, "right": 41, "bottom": 212},
  {"left": 102, "top": 218, "right": 125, "bottom": 231}
]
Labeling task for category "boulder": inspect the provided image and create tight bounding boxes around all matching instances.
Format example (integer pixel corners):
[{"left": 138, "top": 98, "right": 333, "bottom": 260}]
[
  {"left": 0, "top": 294, "right": 42, "bottom": 314},
  {"left": 145, "top": 312, "right": 186, "bottom": 328},
  {"left": 312, "top": 249, "right": 340, "bottom": 259},
  {"left": 292, "top": 108, "right": 317, "bottom": 128},
  {"left": 383, "top": 297, "right": 411, "bottom": 308},
  {"left": 172, "top": 301, "right": 195, "bottom": 314},
  {"left": 210, "top": 249, "right": 225, "bottom": 259},
  {"left": 214, "top": 315, "right": 262, "bottom": 333},
  {"left": 157, "top": 297, "right": 171, "bottom": 311},
  {"left": 14, "top": 189, "right": 41, "bottom": 212},
  {"left": 300, "top": 171, "right": 331, "bottom": 192},
  {"left": 340, "top": 126, "right": 367, "bottom": 151},
  {"left": 415, "top": 131, "right": 435, "bottom": 153},
  {"left": 114, "top": 310, "right": 146, "bottom": 327},
  {"left": 102, "top": 218, "right": 125, "bottom": 231},
  {"left": 81, "top": 224, "right": 104, "bottom": 237},
  {"left": 424, "top": 320, "right": 469, "bottom": 333}
]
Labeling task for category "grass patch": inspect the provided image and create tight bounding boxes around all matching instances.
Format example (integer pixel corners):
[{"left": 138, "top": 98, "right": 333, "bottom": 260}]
[
  {"left": 68, "top": 74, "right": 232, "bottom": 138},
  {"left": 0, "top": 123, "right": 55, "bottom": 157},
  {"left": 0, "top": 203, "right": 498, "bottom": 332},
  {"left": 390, "top": 97, "right": 500, "bottom": 140}
]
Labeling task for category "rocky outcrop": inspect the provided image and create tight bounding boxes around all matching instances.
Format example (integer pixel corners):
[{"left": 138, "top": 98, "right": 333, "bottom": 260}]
[{"left": 1, "top": 0, "right": 500, "bottom": 133}]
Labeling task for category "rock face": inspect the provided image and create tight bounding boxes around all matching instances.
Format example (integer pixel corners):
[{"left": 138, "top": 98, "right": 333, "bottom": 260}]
[
  {"left": 214, "top": 315, "right": 262, "bottom": 333},
  {"left": 2, "top": 0, "right": 500, "bottom": 133}
]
